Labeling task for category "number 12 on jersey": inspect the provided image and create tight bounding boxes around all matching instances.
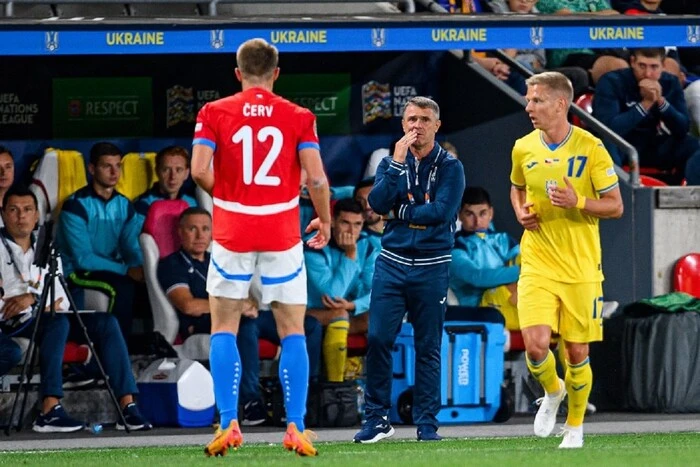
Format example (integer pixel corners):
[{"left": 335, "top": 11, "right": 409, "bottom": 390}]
[{"left": 232, "top": 125, "right": 283, "bottom": 186}]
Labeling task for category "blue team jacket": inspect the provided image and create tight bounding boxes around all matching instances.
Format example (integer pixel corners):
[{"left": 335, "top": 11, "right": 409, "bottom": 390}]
[
  {"left": 57, "top": 185, "right": 143, "bottom": 277},
  {"left": 368, "top": 143, "right": 465, "bottom": 259},
  {"left": 449, "top": 229, "right": 521, "bottom": 306},
  {"left": 304, "top": 233, "right": 379, "bottom": 315}
]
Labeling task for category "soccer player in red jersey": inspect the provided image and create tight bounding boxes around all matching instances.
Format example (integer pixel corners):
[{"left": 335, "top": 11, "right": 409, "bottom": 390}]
[{"left": 191, "top": 38, "right": 330, "bottom": 457}]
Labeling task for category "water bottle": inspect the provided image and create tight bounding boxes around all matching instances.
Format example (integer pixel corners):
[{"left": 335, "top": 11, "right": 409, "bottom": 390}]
[{"left": 355, "top": 379, "right": 366, "bottom": 417}]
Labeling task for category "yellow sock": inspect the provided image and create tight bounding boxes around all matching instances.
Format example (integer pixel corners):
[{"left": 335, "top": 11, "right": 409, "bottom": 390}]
[
  {"left": 526, "top": 350, "right": 562, "bottom": 395},
  {"left": 323, "top": 318, "right": 349, "bottom": 382},
  {"left": 564, "top": 358, "right": 593, "bottom": 427},
  {"left": 555, "top": 339, "right": 567, "bottom": 369}
]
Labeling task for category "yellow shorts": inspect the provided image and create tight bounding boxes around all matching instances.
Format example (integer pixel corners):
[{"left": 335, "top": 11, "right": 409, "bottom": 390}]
[
  {"left": 517, "top": 275, "right": 604, "bottom": 343},
  {"left": 480, "top": 285, "right": 520, "bottom": 331}
]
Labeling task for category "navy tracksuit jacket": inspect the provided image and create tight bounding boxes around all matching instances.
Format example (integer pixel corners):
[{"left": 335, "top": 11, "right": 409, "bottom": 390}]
[{"left": 364, "top": 143, "right": 465, "bottom": 429}]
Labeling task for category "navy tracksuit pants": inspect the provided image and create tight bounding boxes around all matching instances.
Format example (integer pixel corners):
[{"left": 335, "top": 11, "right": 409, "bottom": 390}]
[{"left": 364, "top": 254, "right": 449, "bottom": 429}]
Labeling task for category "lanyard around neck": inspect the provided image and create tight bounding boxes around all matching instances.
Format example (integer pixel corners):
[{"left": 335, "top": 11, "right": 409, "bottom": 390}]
[
  {"left": 1, "top": 234, "right": 42, "bottom": 290},
  {"left": 179, "top": 251, "right": 207, "bottom": 283},
  {"left": 405, "top": 147, "right": 444, "bottom": 205}
]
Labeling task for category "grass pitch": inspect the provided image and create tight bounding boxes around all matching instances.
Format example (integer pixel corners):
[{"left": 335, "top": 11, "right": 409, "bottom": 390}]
[{"left": 2, "top": 433, "right": 699, "bottom": 466}]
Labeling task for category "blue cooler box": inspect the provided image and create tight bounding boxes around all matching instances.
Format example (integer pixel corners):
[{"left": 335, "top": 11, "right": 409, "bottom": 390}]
[
  {"left": 390, "top": 321, "right": 505, "bottom": 424},
  {"left": 137, "top": 358, "right": 215, "bottom": 427}
]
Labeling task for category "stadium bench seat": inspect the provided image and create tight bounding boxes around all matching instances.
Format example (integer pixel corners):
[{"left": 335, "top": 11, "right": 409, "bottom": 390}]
[
  {"left": 673, "top": 253, "right": 700, "bottom": 298},
  {"left": 571, "top": 92, "right": 594, "bottom": 129},
  {"left": 347, "top": 333, "right": 368, "bottom": 357},
  {"left": 639, "top": 175, "right": 668, "bottom": 187}
]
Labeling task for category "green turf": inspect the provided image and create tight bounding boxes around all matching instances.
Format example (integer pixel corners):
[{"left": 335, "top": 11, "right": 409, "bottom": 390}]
[{"left": 2, "top": 433, "right": 699, "bottom": 466}]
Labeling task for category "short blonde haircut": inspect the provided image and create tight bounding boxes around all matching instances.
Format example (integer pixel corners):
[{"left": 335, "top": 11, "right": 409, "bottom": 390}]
[{"left": 526, "top": 71, "right": 574, "bottom": 107}]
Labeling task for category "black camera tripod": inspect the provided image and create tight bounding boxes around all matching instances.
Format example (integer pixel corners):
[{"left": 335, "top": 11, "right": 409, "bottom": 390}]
[{"left": 4, "top": 230, "right": 129, "bottom": 435}]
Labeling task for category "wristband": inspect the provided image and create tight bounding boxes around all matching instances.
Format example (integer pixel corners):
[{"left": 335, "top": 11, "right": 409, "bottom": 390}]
[{"left": 575, "top": 195, "right": 586, "bottom": 210}]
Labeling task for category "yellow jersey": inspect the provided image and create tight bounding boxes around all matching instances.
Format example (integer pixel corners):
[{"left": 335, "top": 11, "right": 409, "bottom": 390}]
[{"left": 510, "top": 125, "right": 618, "bottom": 283}]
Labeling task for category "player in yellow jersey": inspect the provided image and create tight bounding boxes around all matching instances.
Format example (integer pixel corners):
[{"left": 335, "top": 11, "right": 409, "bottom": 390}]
[{"left": 510, "top": 72, "right": 623, "bottom": 449}]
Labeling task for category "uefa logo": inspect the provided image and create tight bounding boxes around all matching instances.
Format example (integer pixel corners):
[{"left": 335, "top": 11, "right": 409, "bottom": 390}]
[{"left": 687, "top": 26, "right": 700, "bottom": 44}]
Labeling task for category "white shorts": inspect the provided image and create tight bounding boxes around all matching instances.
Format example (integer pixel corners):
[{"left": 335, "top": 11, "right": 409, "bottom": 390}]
[{"left": 207, "top": 240, "right": 307, "bottom": 306}]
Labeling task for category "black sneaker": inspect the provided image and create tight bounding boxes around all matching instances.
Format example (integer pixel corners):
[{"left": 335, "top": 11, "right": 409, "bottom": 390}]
[
  {"left": 33, "top": 404, "right": 85, "bottom": 433},
  {"left": 62, "top": 363, "right": 96, "bottom": 389},
  {"left": 353, "top": 416, "right": 395, "bottom": 444},
  {"left": 116, "top": 403, "right": 153, "bottom": 431},
  {"left": 241, "top": 400, "right": 267, "bottom": 426},
  {"left": 417, "top": 425, "right": 442, "bottom": 441}
]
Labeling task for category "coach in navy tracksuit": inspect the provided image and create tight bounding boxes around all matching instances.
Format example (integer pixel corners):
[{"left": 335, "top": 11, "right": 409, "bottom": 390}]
[{"left": 353, "top": 97, "right": 465, "bottom": 444}]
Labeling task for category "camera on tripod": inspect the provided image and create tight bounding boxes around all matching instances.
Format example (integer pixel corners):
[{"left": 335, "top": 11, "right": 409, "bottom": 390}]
[{"left": 32, "top": 220, "right": 54, "bottom": 271}]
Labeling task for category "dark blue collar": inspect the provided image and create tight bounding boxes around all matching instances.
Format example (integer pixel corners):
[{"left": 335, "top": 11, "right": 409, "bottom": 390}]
[
  {"left": 87, "top": 183, "right": 119, "bottom": 202},
  {"left": 408, "top": 142, "right": 441, "bottom": 165}
]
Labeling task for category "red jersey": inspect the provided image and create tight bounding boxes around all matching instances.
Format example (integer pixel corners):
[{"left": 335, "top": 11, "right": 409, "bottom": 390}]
[{"left": 193, "top": 87, "right": 319, "bottom": 252}]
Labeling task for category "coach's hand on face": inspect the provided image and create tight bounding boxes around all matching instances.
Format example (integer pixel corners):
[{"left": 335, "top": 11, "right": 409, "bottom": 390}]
[{"left": 392, "top": 130, "right": 418, "bottom": 164}]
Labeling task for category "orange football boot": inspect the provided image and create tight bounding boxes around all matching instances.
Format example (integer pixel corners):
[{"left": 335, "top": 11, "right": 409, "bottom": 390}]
[
  {"left": 282, "top": 422, "right": 318, "bottom": 456},
  {"left": 204, "top": 420, "right": 243, "bottom": 457}
]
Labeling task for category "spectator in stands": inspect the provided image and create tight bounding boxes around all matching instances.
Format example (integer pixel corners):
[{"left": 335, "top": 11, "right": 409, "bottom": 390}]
[
  {"left": 686, "top": 80, "right": 700, "bottom": 137},
  {"left": 0, "top": 185, "right": 151, "bottom": 433},
  {"left": 616, "top": 0, "right": 686, "bottom": 75},
  {"left": 612, "top": 0, "right": 661, "bottom": 13},
  {"left": 481, "top": 1, "right": 590, "bottom": 96},
  {"left": 449, "top": 187, "right": 521, "bottom": 330},
  {"left": 353, "top": 177, "right": 383, "bottom": 252},
  {"left": 471, "top": 52, "right": 528, "bottom": 95},
  {"left": 535, "top": 0, "right": 630, "bottom": 85},
  {"left": 56, "top": 142, "right": 145, "bottom": 339},
  {"left": 593, "top": 48, "right": 700, "bottom": 184},
  {"left": 305, "top": 199, "right": 378, "bottom": 382},
  {"left": 662, "top": 58, "right": 700, "bottom": 138},
  {"left": 133, "top": 146, "right": 197, "bottom": 230},
  {"left": 488, "top": 0, "right": 548, "bottom": 73},
  {"left": 0, "top": 146, "right": 15, "bottom": 225},
  {"left": 157, "top": 207, "right": 321, "bottom": 425}
]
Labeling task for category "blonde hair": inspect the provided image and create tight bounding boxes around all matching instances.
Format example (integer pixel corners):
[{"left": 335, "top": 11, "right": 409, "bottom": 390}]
[
  {"left": 526, "top": 71, "right": 574, "bottom": 107},
  {"left": 236, "top": 38, "right": 279, "bottom": 83}
]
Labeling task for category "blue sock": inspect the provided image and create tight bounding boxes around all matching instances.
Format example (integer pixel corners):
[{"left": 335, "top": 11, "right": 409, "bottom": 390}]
[
  {"left": 210, "top": 332, "right": 241, "bottom": 428},
  {"left": 279, "top": 334, "right": 309, "bottom": 431}
]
